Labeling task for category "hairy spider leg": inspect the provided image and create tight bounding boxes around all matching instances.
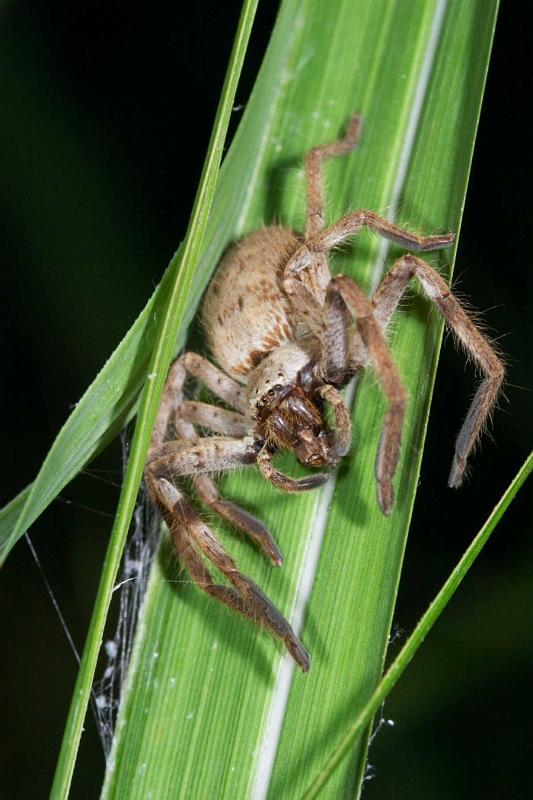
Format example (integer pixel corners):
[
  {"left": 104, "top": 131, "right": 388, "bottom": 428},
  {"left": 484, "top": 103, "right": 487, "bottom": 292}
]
[
  {"left": 149, "top": 350, "right": 248, "bottom": 456},
  {"left": 285, "top": 211, "right": 455, "bottom": 283},
  {"left": 317, "top": 384, "right": 352, "bottom": 461},
  {"left": 152, "top": 476, "right": 309, "bottom": 671},
  {"left": 173, "top": 412, "right": 283, "bottom": 566},
  {"left": 283, "top": 114, "right": 363, "bottom": 314},
  {"left": 327, "top": 276, "right": 407, "bottom": 514},
  {"left": 371, "top": 254, "right": 505, "bottom": 486},
  {"left": 305, "top": 113, "right": 363, "bottom": 238}
]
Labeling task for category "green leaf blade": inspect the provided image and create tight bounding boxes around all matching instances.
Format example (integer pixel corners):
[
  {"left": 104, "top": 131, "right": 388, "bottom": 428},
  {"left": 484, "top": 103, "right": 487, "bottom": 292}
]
[{"left": 271, "top": 3, "right": 500, "bottom": 796}]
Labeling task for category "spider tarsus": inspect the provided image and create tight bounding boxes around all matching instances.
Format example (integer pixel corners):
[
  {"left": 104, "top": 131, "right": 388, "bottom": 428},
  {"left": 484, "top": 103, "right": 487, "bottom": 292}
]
[
  {"left": 262, "top": 544, "right": 283, "bottom": 568},
  {"left": 448, "top": 454, "right": 466, "bottom": 488},
  {"left": 262, "top": 461, "right": 330, "bottom": 493},
  {"left": 416, "top": 232, "right": 456, "bottom": 252},
  {"left": 261, "top": 542, "right": 283, "bottom": 568},
  {"left": 344, "top": 113, "right": 363, "bottom": 147},
  {"left": 378, "top": 482, "right": 394, "bottom": 516},
  {"left": 286, "top": 635, "right": 311, "bottom": 672},
  {"left": 294, "top": 473, "right": 329, "bottom": 491},
  {"left": 244, "top": 581, "right": 308, "bottom": 669}
]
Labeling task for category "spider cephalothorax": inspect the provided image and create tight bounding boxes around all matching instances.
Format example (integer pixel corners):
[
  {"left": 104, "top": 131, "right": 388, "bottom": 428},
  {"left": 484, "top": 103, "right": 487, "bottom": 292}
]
[{"left": 145, "top": 114, "right": 504, "bottom": 671}]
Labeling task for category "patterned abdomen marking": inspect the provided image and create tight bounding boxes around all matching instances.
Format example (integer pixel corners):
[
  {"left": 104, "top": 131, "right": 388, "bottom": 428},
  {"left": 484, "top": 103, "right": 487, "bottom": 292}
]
[{"left": 202, "top": 227, "right": 300, "bottom": 381}]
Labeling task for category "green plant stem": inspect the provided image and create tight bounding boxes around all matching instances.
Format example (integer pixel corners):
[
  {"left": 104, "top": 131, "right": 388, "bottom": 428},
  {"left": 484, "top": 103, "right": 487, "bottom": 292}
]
[
  {"left": 49, "top": 2, "right": 258, "bottom": 797},
  {"left": 301, "top": 451, "right": 532, "bottom": 800}
]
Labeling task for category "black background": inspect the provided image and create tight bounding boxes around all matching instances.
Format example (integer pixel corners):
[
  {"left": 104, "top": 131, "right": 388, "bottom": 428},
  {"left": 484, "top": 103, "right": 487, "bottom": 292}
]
[{"left": 1, "top": 2, "right": 531, "bottom": 798}]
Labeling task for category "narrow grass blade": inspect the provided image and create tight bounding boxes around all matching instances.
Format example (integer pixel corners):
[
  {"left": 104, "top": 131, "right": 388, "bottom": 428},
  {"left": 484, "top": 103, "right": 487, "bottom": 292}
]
[
  {"left": 99, "top": 2, "right": 501, "bottom": 799},
  {"left": 49, "top": 3, "right": 258, "bottom": 797},
  {"left": 0, "top": 272, "right": 171, "bottom": 564},
  {"left": 301, "top": 451, "right": 532, "bottom": 799}
]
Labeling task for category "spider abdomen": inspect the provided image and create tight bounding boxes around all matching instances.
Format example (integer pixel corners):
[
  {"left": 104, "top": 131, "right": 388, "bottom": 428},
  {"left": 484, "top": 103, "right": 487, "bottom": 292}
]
[{"left": 202, "top": 226, "right": 301, "bottom": 381}]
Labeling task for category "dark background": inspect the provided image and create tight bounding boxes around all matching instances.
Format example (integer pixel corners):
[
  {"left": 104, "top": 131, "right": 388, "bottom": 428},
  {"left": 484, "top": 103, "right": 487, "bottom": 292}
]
[{"left": 1, "top": 2, "right": 531, "bottom": 798}]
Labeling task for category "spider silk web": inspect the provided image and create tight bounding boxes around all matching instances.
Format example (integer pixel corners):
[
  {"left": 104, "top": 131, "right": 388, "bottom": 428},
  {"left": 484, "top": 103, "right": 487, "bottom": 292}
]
[
  {"left": 27, "top": 432, "right": 161, "bottom": 759},
  {"left": 92, "top": 433, "right": 161, "bottom": 757}
]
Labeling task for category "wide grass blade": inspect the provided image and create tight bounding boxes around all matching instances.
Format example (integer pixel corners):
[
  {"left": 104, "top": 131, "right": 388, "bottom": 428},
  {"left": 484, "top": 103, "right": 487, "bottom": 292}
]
[
  {"left": 49, "top": 2, "right": 259, "bottom": 797},
  {"left": 97, "top": 1, "right": 501, "bottom": 799}
]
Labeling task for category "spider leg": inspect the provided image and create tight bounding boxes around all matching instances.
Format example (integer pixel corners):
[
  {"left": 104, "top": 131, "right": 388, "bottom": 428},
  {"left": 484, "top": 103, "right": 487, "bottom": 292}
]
[
  {"left": 178, "top": 352, "right": 248, "bottom": 412},
  {"left": 146, "top": 435, "right": 259, "bottom": 479},
  {"left": 155, "top": 477, "right": 310, "bottom": 671},
  {"left": 173, "top": 413, "right": 283, "bottom": 566},
  {"left": 285, "top": 212, "right": 455, "bottom": 283},
  {"left": 317, "top": 384, "right": 352, "bottom": 461},
  {"left": 305, "top": 113, "right": 362, "bottom": 238},
  {"left": 315, "top": 211, "right": 455, "bottom": 253},
  {"left": 327, "top": 275, "right": 407, "bottom": 514},
  {"left": 284, "top": 115, "right": 363, "bottom": 318},
  {"left": 179, "top": 400, "right": 249, "bottom": 437},
  {"left": 372, "top": 254, "right": 505, "bottom": 486},
  {"left": 150, "top": 351, "right": 248, "bottom": 454},
  {"left": 316, "top": 273, "right": 354, "bottom": 382},
  {"left": 257, "top": 448, "right": 329, "bottom": 493},
  {"left": 195, "top": 475, "right": 284, "bottom": 567}
]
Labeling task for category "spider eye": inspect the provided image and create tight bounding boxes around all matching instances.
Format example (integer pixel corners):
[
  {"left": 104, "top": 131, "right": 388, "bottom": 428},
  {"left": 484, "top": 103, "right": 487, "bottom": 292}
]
[
  {"left": 267, "top": 388, "right": 275, "bottom": 396},
  {"left": 274, "top": 384, "right": 282, "bottom": 391}
]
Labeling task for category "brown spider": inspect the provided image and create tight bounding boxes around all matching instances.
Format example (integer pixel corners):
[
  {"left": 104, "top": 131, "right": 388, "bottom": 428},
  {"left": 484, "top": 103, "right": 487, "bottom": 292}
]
[{"left": 145, "top": 115, "right": 504, "bottom": 671}]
